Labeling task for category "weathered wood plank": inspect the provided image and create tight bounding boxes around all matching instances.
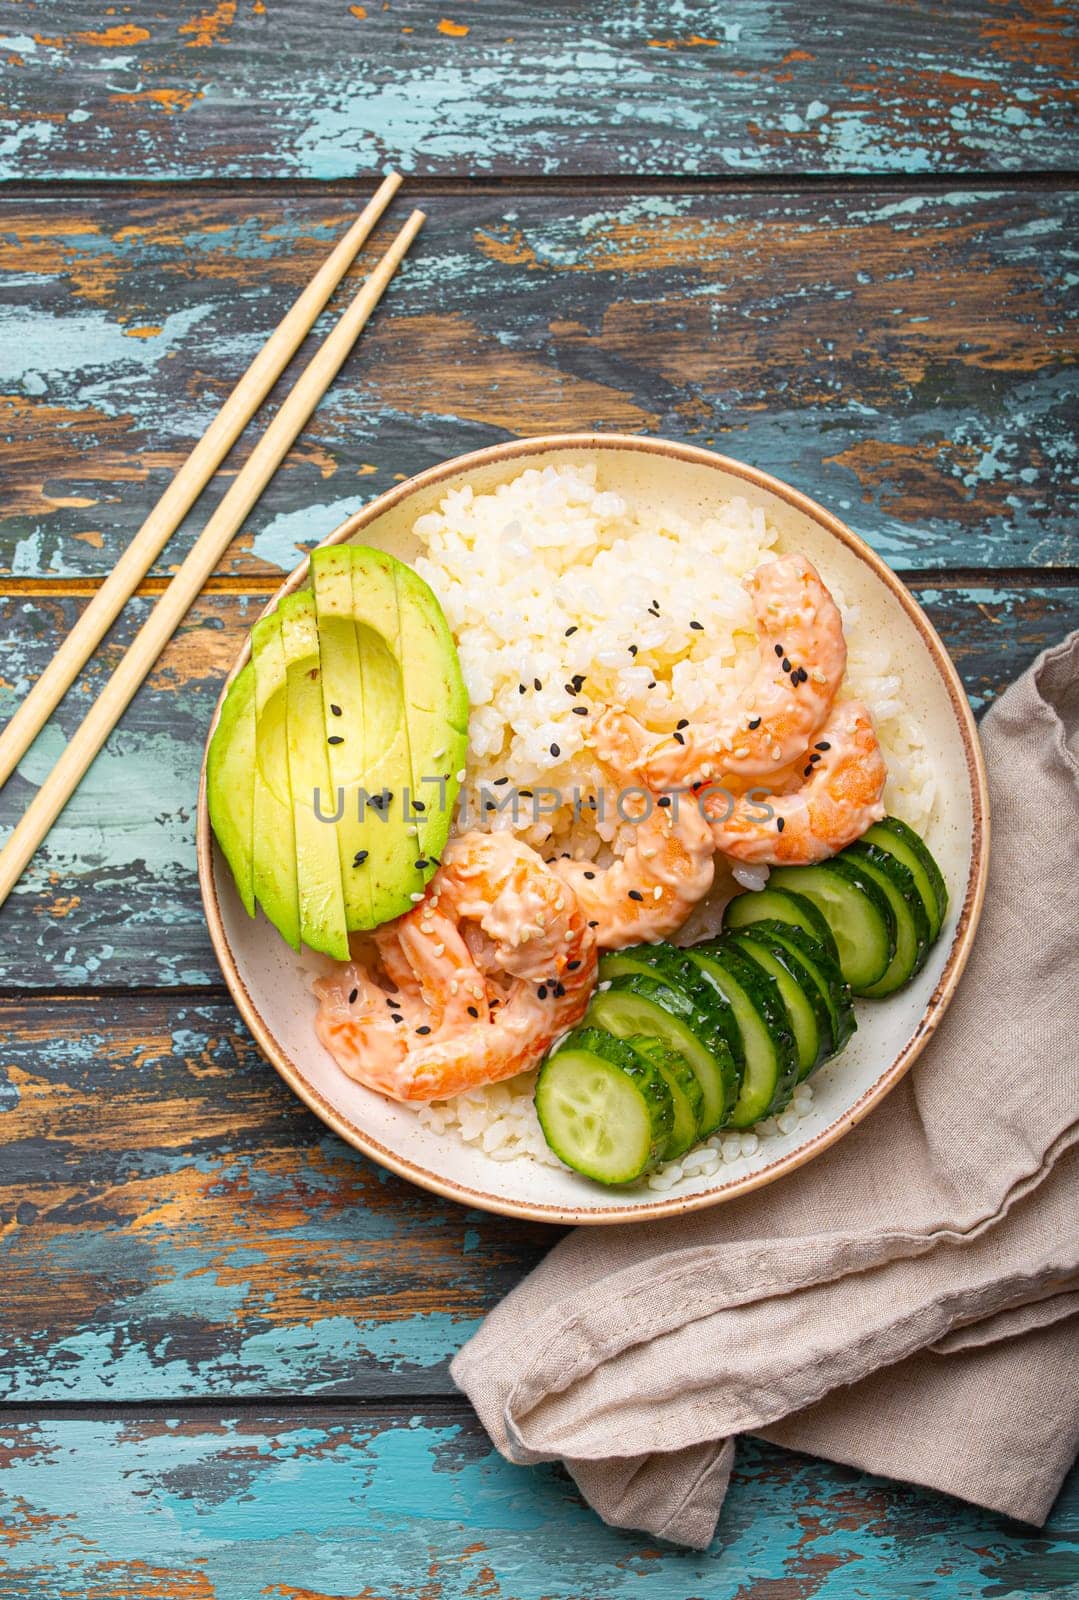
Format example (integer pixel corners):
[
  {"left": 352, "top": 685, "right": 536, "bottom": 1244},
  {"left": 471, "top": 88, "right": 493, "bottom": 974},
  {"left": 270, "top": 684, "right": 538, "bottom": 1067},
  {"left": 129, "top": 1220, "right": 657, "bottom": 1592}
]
[
  {"left": 0, "top": 1414, "right": 1073, "bottom": 1598},
  {"left": 0, "top": 1, "right": 1074, "bottom": 181},
  {"left": 1, "top": 583, "right": 1076, "bottom": 991},
  {"left": 1, "top": 188, "right": 1075, "bottom": 580},
  {"left": 0, "top": 995, "right": 551, "bottom": 1400}
]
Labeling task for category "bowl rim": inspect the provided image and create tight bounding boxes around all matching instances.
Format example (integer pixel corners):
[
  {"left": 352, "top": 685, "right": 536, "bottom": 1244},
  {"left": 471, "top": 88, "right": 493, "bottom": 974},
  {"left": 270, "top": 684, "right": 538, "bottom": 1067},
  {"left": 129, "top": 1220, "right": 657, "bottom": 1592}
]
[{"left": 196, "top": 431, "right": 990, "bottom": 1225}]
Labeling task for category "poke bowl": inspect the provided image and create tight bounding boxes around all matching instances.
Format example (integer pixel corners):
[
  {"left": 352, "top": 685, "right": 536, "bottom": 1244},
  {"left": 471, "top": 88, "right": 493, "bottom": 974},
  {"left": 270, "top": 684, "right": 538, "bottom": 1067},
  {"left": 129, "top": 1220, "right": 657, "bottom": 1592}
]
[{"left": 196, "top": 433, "right": 989, "bottom": 1224}]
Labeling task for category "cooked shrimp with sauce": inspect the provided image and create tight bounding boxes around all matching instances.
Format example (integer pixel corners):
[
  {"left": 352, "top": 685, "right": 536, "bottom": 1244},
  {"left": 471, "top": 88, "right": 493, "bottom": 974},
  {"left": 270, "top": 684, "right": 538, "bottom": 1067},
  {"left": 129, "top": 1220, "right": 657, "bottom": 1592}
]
[{"left": 314, "top": 833, "right": 597, "bottom": 1102}]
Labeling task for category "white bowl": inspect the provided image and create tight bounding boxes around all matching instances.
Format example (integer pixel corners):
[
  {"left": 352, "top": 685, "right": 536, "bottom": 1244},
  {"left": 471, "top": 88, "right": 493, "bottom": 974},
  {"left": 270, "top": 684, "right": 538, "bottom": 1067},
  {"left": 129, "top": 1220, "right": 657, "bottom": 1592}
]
[{"left": 197, "top": 434, "right": 989, "bottom": 1224}]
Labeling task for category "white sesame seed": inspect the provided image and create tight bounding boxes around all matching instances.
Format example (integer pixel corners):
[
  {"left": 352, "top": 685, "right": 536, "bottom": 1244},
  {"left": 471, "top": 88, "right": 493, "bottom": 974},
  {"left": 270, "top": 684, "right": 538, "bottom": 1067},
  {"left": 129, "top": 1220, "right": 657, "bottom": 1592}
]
[
  {"left": 456, "top": 768, "right": 467, "bottom": 782},
  {"left": 410, "top": 892, "right": 425, "bottom": 902},
  {"left": 653, "top": 885, "right": 663, "bottom": 900},
  {"left": 433, "top": 943, "right": 445, "bottom": 958}
]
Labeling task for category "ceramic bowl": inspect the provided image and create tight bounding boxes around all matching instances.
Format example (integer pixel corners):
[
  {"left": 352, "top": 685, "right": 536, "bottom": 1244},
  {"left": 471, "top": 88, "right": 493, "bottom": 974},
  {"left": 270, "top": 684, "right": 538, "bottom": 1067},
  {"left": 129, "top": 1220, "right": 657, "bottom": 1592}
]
[{"left": 196, "top": 434, "right": 989, "bottom": 1224}]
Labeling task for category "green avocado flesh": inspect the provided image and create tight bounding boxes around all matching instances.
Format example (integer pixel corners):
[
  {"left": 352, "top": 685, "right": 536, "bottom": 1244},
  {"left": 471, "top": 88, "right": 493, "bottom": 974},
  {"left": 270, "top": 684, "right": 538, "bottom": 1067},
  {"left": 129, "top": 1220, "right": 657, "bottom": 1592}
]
[
  {"left": 207, "top": 544, "right": 469, "bottom": 951},
  {"left": 249, "top": 608, "right": 301, "bottom": 952},
  {"left": 278, "top": 590, "right": 350, "bottom": 961},
  {"left": 205, "top": 661, "right": 256, "bottom": 918}
]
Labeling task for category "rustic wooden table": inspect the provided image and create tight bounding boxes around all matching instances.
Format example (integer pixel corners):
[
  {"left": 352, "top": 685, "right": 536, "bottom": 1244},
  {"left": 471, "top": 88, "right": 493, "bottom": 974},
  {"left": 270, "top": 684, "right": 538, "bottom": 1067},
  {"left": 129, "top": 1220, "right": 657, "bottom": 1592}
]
[{"left": 1, "top": 4, "right": 1076, "bottom": 1595}]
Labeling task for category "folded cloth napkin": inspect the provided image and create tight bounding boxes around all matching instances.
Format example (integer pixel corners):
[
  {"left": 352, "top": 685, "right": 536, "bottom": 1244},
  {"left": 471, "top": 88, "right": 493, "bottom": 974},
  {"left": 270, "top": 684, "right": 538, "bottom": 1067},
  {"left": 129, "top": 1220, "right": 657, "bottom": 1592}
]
[{"left": 452, "top": 631, "right": 1079, "bottom": 1548}]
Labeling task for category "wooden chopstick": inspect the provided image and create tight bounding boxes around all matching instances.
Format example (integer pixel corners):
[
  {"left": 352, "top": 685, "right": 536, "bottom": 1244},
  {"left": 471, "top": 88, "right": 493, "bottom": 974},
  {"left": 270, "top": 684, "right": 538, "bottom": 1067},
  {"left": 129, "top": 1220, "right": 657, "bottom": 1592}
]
[
  {"left": 0, "top": 171, "right": 404, "bottom": 792},
  {"left": 0, "top": 208, "right": 425, "bottom": 911}
]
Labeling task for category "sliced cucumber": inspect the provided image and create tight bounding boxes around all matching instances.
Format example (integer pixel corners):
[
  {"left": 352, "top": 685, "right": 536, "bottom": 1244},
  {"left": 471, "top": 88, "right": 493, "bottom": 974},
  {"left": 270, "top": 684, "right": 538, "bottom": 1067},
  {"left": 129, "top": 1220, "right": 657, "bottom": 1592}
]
[
  {"left": 754, "top": 919, "right": 857, "bottom": 1057},
  {"left": 536, "top": 1028, "right": 673, "bottom": 1184},
  {"left": 845, "top": 841, "right": 931, "bottom": 998},
  {"left": 625, "top": 1035, "right": 704, "bottom": 1159},
  {"left": 862, "top": 817, "right": 948, "bottom": 943},
  {"left": 598, "top": 945, "right": 746, "bottom": 1105},
  {"left": 587, "top": 975, "right": 738, "bottom": 1135},
  {"left": 727, "top": 928, "right": 828, "bottom": 1080},
  {"left": 686, "top": 941, "right": 800, "bottom": 1126},
  {"left": 723, "top": 885, "right": 840, "bottom": 967},
  {"left": 769, "top": 861, "right": 897, "bottom": 994}
]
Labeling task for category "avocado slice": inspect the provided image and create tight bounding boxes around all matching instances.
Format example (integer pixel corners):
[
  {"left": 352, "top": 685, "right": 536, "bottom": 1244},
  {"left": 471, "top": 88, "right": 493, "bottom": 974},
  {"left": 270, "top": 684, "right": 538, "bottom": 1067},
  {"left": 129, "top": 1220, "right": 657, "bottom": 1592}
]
[
  {"left": 344, "top": 547, "right": 427, "bottom": 924},
  {"left": 392, "top": 558, "right": 469, "bottom": 868},
  {"left": 277, "top": 589, "right": 350, "bottom": 961},
  {"left": 250, "top": 608, "right": 301, "bottom": 952},
  {"left": 206, "top": 660, "right": 257, "bottom": 918},
  {"left": 309, "top": 546, "right": 374, "bottom": 932}
]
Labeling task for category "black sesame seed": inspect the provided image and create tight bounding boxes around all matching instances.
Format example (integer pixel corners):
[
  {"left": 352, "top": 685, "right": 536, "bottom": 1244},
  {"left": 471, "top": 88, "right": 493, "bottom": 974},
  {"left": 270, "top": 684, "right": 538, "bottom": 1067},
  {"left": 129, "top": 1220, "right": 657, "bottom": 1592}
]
[
  {"left": 565, "top": 625, "right": 578, "bottom": 637},
  {"left": 553, "top": 982, "right": 566, "bottom": 998},
  {"left": 628, "top": 644, "right": 638, "bottom": 656},
  {"left": 494, "top": 775, "right": 509, "bottom": 786},
  {"left": 748, "top": 717, "right": 762, "bottom": 730},
  {"left": 412, "top": 800, "right": 426, "bottom": 812},
  {"left": 815, "top": 741, "right": 831, "bottom": 751},
  {"left": 348, "top": 988, "right": 358, "bottom": 1004},
  {"left": 519, "top": 683, "right": 527, "bottom": 695},
  {"left": 572, "top": 673, "right": 586, "bottom": 690},
  {"left": 564, "top": 682, "right": 577, "bottom": 696},
  {"left": 628, "top": 889, "right": 644, "bottom": 902},
  {"left": 583, "top": 870, "right": 596, "bottom": 880},
  {"left": 327, "top": 734, "right": 344, "bottom": 745},
  {"left": 467, "top": 1005, "right": 479, "bottom": 1018},
  {"left": 588, "top": 920, "right": 599, "bottom": 928},
  {"left": 416, "top": 1025, "right": 432, "bottom": 1035},
  {"left": 538, "top": 985, "right": 548, "bottom": 999},
  {"left": 647, "top": 681, "right": 657, "bottom": 690},
  {"left": 519, "top": 789, "right": 533, "bottom": 799},
  {"left": 485, "top": 801, "right": 496, "bottom": 812},
  {"left": 676, "top": 718, "right": 689, "bottom": 730},
  {"left": 803, "top": 766, "right": 814, "bottom": 778},
  {"left": 572, "top": 706, "right": 588, "bottom": 716},
  {"left": 550, "top": 743, "right": 560, "bottom": 757},
  {"left": 657, "top": 795, "right": 672, "bottom": 808},
  {"left": 330, "top": 704, "right": 342, "bottom": 717},
  {"left": 391, "top": 1013, "right": 403, "bottom": 1024},
  {"left": 415, "top": 859, "right": 429, "bottom": 869},
  {"left": 534, "top": 677, "right": 542, "bottom": 691},
  {"left": 777, "top": 817, "right": 786, "bottom": 833},
  {"left": 689, "top": 619, "right": 704, "bottom": 631},
  {"left": 353, "top": 850, "right": 369, "bottom": 866},
  {"left": 673, "top": 731, "right": 685, "bottom": 745},
  {"left": 566, "top": 959, "right": 581, "bottom": 971},
  {"left": 775, "top": 643, "right": 784, "bottom": 657},
  {"left": 782, "top": 658, "right": 792, "bottom": 674}
]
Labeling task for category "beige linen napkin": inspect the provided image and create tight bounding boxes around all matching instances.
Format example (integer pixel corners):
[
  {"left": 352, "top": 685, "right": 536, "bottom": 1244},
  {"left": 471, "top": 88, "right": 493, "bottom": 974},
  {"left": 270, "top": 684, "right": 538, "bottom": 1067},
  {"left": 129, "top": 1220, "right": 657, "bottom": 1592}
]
[{"left": 452, "top": 631, "right": 1079, "bottom": 1548}]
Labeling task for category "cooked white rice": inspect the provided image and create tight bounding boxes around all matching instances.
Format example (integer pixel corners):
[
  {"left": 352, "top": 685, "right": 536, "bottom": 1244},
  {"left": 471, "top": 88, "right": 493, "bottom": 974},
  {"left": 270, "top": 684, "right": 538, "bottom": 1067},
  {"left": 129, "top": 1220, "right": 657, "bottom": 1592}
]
[{"left": 409, "top": 462, "right": 935, "bottom": 1183}]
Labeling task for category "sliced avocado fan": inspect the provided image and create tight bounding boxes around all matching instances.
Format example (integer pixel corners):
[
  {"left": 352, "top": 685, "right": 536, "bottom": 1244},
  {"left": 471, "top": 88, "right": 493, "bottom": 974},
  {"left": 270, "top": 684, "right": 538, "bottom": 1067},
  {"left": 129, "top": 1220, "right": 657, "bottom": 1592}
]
[{"left": 208, "top": 545, "right": 470, "bottom": 952}]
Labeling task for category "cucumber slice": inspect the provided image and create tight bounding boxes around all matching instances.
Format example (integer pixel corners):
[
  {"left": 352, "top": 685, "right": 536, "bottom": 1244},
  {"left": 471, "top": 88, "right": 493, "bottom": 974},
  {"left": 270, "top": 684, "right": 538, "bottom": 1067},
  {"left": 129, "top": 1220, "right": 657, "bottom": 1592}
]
[
  {"left": 752, "top": 919, "right": 857, "bottom": 1057},
  {"left": 727, "top": 928, "right": 827, "bottom": 1080},
  {"left": 844, "top": 841, "right": 931, "bottom": 997},
  {"left": 723, "top": 885, "right": 840, "bottom": 966},
  {"left": 625, "top": 1035, "right": 704, "bottom": 1159},
  {"left": 598, "top": 946, "right": 746, "bottom": 1101},
  {"left": 686, "top": 941, "right": 800, "bottom": 1125},
  {"left": 535, "top": 1028, "right": 673, "bottom": 1185},
  {"left": 769, "top": 861, "right": 897, "bottom": 994},
  {"left": 862, "top": 817, "right": 948, "bottom": 942},
  {"left": 587, "top": 975, "right": 738, "bottom": 1135}
]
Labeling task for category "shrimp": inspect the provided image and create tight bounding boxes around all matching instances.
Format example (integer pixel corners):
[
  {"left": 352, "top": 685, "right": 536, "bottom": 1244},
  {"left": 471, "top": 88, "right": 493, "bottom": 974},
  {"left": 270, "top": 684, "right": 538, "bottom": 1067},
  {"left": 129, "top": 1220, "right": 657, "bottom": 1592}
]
[
  {"left": 313, "top": 832, "right": 597, "bottom": 1103},
  {"left": 642, "top": 553, "right": 847, "bottom": 791},
  {"left": 553, "top": 709, "right": 716, "bottom": 948},
  {"left": 704, "top": 699, "right": 886, "bottom": 866}
]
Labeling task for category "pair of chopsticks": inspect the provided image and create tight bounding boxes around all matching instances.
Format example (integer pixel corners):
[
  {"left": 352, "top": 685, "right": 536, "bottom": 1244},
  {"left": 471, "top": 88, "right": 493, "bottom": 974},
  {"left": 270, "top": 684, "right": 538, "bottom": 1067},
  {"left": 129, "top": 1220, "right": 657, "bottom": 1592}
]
[{"left": 0, "top": 173, "right": 423, "bottom": 910}]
